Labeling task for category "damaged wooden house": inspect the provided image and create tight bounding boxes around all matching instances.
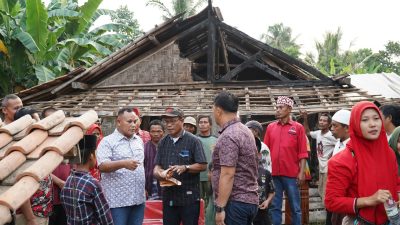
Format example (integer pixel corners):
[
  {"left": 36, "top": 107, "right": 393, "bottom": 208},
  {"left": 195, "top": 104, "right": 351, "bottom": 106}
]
[{"left": 17, "top": 5, "right": 388, "bottom": 134}]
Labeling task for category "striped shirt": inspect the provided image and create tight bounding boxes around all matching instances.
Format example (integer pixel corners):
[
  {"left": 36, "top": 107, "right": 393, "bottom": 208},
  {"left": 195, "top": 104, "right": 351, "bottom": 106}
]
[
  {"left": 97, "top": 129, "right": 146, "bottom": 208},
  {"left": 60, "top": 171, "right": 113, "bottom": 225}
]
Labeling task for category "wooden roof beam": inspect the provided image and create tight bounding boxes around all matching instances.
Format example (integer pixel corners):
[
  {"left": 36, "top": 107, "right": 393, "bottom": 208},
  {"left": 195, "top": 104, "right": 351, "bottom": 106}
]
[
  {"left": 218, "top": 27, "right": 230, "bottom": 73},
  {"left": 207, "top": 13, "right": 216, "bottom": 82},
  {"left": 227, "top": 47, "right": 290, "bottom": 82},
  {"left": 217, "top": 51, "right": 262, "bottom": 82},
  {"left": 218, "top": 22, "right": 331, "bottom": 81}
]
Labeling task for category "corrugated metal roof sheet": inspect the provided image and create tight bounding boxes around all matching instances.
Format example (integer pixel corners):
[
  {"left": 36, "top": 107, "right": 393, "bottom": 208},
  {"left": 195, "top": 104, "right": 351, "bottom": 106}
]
[{"left": 350, "top": 73, "right": 400, "bottom": 99}]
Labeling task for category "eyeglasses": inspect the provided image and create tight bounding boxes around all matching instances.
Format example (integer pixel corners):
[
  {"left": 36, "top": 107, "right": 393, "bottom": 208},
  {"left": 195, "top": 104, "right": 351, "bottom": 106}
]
[{"left": 162, "top": 118, "right": 180, "bottom": 125}]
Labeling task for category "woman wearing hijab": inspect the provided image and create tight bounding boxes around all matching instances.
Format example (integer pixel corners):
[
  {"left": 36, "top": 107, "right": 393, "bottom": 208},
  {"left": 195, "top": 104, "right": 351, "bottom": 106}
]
[
  {"left": 325, "top": 101, "right": 400, "bottom": 224},
  {"left": 86, "top": 124, "right": 104, "bottom": 181},
  {"left": 389, "top": 127, "right": 400, "bottom": 175}
]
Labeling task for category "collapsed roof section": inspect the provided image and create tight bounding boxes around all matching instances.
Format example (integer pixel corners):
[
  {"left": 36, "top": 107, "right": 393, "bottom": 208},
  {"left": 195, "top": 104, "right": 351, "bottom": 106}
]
[{"left": 17, "top": 5, "right": 333, "bottom": 104}]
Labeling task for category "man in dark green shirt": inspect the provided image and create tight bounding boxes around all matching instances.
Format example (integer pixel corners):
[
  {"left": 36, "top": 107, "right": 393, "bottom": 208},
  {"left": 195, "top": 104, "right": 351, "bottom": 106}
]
[{"left": 197, "top": 115, "right": 217, "bottom": 208}]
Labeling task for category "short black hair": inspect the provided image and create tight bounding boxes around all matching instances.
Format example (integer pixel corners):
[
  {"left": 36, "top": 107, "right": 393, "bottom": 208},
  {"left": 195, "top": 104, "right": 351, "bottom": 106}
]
[
  {"left": 380, "top": 104, "right": 400, "bottom": 127},
  {"left": 2, "top": 94, "right": 20, "bottom": 108},
  {"left": 213, "top": 91, "right": 239, "bottom": 113},
  {"left": 320, "top": 113, "right": 332, "bottom": 124},
  {"left": 198, "top": 115, "right": 212, "bottom": 125},
  {"left": 149, "top": 119, "right": 164, "bottom": 131},
  {"left": 118, "top": 108, "right": 133, "bottom": 116},
  {"left": 14, "top": 107, "right": 37, "bottom": 120},
  {"left": 41, "top": 107, "right": 57, "bottom": 119},
  {"left": 78, "top": 135, "right": 97, "bottom": 164}
]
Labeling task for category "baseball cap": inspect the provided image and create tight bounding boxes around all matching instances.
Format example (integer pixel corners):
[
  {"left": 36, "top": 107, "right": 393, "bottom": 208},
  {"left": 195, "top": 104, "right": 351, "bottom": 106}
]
[
  {"left": 332, "top": 109, "right": 351, "bottom": 125},
  {"left": 161, "top": 107, "right": 184, "bottom": 118},
  {"left": 245, "top": 120, "right": 263, "bottom": 135},
  {"left": 184, "top": 116, "right": 197, "bottom": 127}
]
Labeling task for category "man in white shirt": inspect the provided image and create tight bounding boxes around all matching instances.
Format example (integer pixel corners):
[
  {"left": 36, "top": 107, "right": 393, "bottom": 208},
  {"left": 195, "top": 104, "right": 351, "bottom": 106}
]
[
  {"left": 301, "top": 112, "right": 337, "bottom": 203},
  {"left": 330, "top": 110, "right": 351, "bottom": 156}
]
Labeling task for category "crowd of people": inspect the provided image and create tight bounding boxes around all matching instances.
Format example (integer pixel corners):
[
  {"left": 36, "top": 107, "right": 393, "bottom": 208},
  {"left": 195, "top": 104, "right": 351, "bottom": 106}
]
[{"left": 1, "top": 91, "right": 400, "bottom": 225}]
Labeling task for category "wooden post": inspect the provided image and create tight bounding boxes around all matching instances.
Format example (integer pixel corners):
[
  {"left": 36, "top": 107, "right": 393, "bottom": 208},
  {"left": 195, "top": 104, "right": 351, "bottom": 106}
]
[{"left": 207, "top": 11, "right": 216, "bottom": 82}]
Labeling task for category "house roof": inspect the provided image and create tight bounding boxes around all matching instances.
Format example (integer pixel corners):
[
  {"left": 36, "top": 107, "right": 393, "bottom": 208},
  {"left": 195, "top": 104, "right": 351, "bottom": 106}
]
[
  {"left": 27, "top": 82, "right": 391, "bottom": 117},
  {"left": 0, "top": 110, "right": 98, "bottom": 224},
  {"left": 18, "top": 5, "right": 335, "bottom": 104},
  {"left": 350, "top": 73, "right": 400, "bottom": 99}
]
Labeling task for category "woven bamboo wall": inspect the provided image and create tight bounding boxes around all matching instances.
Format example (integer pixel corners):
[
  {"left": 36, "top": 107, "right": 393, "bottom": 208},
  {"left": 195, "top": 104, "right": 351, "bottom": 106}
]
[{"left": 97, "top": 43, "right": 192, "bottom": 87}]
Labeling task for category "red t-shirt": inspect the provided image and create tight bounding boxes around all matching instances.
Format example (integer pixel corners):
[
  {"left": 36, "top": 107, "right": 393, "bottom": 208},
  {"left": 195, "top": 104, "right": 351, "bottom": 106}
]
[
  {"left": 263, "top": 120, "right": 308, "bottom": 178},
  {"left": 52, "top": 163, "right": 71, "bottom": 205}
]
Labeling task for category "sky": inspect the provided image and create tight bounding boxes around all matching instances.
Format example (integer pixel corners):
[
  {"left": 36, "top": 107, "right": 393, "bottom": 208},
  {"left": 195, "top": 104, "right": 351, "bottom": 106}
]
[{"left": 59, "top": 0, "right": 400, "bottom": 56}]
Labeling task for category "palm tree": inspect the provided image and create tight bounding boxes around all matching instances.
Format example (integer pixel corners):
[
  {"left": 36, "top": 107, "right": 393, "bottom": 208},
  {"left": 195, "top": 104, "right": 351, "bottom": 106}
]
[
  {"left": 261, "top": 23, "right": 301, "bottom": 58},
  {"left": 146, "top": 0, "right": 207, "bottom": 20},
  {"left": 314, "top": 27, "right": 343, "bottom": 74}
]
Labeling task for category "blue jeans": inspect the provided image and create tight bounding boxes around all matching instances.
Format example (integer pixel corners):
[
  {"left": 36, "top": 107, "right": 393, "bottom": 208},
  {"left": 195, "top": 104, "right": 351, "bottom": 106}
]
[
  {"left": 110, "top": 203, "right": 145, "bottom": 225},
  {"left": 225, "top": 201, "right": 258, "bottom": 225},
  {"left": 271, "top": 176, "right": 301, "bottom": 225}
]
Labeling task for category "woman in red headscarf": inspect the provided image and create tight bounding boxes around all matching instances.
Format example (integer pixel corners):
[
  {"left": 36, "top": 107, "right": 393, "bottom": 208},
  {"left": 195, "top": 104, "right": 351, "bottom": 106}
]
[
  {"left": 325, "top": 101, "right": 400, "bottom": 224},
  {"left": 86, "top": 124, "right": 104, "bottom": 181}
]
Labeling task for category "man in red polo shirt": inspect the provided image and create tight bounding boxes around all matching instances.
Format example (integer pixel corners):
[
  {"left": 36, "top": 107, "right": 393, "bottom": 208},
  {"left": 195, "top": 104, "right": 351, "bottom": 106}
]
[{"left": 263, "top": 96, "right": 308, "bottom": 225}]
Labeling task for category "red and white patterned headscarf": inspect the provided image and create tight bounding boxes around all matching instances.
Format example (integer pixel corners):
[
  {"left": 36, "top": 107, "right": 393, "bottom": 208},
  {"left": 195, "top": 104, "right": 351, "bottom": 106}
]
[{"left": 276, "top": 96, "right": 294, "bottom": 108}]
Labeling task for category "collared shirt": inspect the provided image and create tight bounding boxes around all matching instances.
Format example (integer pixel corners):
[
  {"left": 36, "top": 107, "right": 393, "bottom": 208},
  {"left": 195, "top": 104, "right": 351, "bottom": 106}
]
[
  {"left": 332, "top": 138, "right": 350, "bottom": 156},
  {"left": 138, "top": 129, "right": 151, "bottom": 144},
  {"left": 97, "top": 129, "right": 145, "bottom": 208},
  {"left": 263, "top": 120, "right": 308, "bottom": 178},
  {"left": 198, "top": 135, "right": 217, "bottom": 182},
  {"left": 155, "top": 130, "right": 207, "bottom": 206},
  {"left": 310, "top": 130, "right": 338, "bottom": 173},
  {"left": 61, "top": 171, "right": 113, "bottom": 225},
  {"left": 144, "top": 141, "right": 161, "bottom": 197},
  {"left": 212, "top": 118, "right": 259, "bottom": 205}
]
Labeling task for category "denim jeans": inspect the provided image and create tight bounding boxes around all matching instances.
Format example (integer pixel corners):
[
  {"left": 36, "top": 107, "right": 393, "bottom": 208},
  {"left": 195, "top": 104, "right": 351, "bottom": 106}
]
[
  {"left": 110, "top": 203, "right": 145, "bottom": 225},
  {"left": 271, "top": 176, "right": 301, "bottom": 225},
  {"left": 225, "top": 200, "right": 258, "bottom": 225}
]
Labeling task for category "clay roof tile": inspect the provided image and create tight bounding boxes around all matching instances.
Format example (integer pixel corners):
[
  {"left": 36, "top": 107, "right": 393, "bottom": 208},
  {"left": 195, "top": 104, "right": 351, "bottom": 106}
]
[{"left": 0, "top": 110, "right": 98, "bottom": 222}]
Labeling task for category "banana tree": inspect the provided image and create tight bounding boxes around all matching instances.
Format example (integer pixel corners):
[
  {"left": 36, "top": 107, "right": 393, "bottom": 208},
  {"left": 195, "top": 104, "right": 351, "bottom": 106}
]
[{"left": 0, "top": 0, "right": 136, "bottom": 95}]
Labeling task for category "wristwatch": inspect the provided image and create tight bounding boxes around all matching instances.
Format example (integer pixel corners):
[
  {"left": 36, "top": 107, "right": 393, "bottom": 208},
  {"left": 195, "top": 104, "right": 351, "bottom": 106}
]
[
  {"left": 215, "top": 205, "right": 225, "bottom": 213},
  {"left": 185, "top": 165, "right": 190, "bottom": 171}
]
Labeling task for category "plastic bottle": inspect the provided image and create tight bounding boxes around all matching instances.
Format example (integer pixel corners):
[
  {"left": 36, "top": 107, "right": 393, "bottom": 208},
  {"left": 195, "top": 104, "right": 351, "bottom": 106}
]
[{"left": 384, "top": 198, "right": 400, "bottom": 225}]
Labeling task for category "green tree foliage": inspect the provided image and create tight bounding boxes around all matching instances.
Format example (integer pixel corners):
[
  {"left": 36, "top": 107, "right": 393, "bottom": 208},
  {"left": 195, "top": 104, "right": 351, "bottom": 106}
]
[
  {"left": 146, "top": 0, "right": 207, "bottom": 20},
  {"left": 372, "top": 41, "right": 400, "bottom": 74},
  {"left": 110, "top": 5, "right": 142, "bottom": 42},
  {"left": 261, "top": 23, "right": 301, "bottom": 58},
  {"left": 0, "top": 0, "right": 139, "bottom": 95},
  {"left": 304, "top": 28, "right": 383, "bottom": 76}
]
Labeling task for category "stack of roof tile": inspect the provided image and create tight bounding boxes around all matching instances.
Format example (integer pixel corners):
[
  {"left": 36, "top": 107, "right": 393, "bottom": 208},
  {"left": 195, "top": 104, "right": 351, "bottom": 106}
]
[{"left": 0, "top": 110, "right": 98, "bottom": 224}]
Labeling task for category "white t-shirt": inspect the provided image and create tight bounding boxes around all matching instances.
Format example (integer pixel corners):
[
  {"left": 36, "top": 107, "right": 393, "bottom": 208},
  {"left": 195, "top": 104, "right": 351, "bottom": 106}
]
[
  {"left": 332, "top": 138, "right": 350, "bottom": 156},
  {"left": 310, "top": 130, "right": 337, "bottom": 173}
]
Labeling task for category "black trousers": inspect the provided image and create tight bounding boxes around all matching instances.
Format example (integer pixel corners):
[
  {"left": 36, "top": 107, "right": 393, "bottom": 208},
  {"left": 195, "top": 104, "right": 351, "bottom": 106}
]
[
  {"left": 162, "top": 200, "right": 200, "bottom": 225},
  {"left": 253, "top": 208, "right": 272, "bottom": 225},
  {"left": 49, "top": 204, "right": 67, "bottom": 225}
]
